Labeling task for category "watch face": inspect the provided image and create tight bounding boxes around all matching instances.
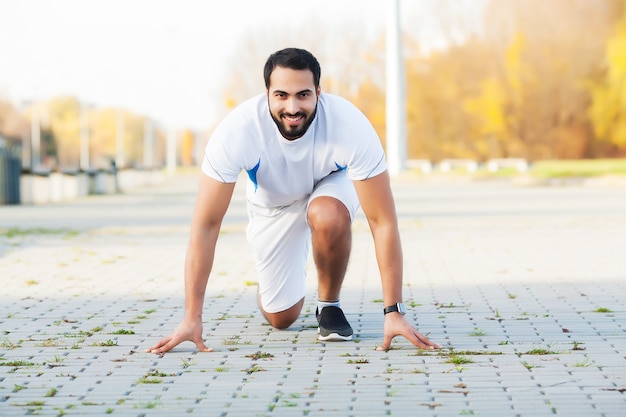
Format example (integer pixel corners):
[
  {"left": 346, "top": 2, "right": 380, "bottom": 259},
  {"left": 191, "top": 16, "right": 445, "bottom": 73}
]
[{"left": 398, "top": 303, "right": 406, "bottom": 314}]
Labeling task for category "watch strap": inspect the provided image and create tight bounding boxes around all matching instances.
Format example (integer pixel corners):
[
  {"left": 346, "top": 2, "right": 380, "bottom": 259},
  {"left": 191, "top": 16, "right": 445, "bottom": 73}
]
[{"left": 383, "top": 303, "right": 406, "bottom": 315}]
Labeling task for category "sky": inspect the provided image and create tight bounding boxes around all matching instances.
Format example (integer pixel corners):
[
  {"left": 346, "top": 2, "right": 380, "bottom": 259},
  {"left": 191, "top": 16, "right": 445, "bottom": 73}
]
[{"left": 0, "top": 0, "right": 485, "bottom": 131}]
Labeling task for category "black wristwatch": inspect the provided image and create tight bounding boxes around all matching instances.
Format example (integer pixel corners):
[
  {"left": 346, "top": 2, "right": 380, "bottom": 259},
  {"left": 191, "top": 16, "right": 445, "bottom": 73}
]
[{"left": 383, "top": 302, "right": 406, "bottom": 315}]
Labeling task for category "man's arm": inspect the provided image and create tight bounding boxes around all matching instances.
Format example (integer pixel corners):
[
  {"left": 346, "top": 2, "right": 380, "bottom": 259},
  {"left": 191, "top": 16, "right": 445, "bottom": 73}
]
[
  {"left": 353, "top": 170, "right": 440, "bottom": 351},
  {"left": 146, "top": 174, "right": 236, "bottom": 354}
]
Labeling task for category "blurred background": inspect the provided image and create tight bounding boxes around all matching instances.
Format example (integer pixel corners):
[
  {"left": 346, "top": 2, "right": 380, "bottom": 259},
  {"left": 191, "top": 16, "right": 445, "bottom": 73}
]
[{"left": 1, "top": 0, "right": 625, "bottom": 202}]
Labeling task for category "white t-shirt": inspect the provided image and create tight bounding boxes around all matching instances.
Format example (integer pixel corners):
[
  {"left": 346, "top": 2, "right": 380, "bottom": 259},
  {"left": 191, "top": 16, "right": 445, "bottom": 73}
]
[{"left": 202, "top": 92, "right": 387, "bottom": 208}]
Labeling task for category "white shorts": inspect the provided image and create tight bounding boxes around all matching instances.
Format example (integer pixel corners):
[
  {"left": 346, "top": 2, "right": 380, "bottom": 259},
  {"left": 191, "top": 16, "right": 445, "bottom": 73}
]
[{"left": 246, "top": 170, "right": 360, "bottom": 313}]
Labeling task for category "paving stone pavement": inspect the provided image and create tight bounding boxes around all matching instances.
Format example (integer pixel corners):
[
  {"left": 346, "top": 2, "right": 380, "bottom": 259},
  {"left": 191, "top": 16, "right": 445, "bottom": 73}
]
[{"left": 0, "top": 172, "right": 625, "bottom": 417}]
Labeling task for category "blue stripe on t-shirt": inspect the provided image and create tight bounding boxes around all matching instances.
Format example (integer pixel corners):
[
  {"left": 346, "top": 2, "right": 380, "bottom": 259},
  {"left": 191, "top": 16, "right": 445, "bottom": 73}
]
[
  {"left": 246, "top": 159, "right": 261, "bottom": 191},
  {"left": 335, "top": 162, "right": 347, "bottom": 171}
]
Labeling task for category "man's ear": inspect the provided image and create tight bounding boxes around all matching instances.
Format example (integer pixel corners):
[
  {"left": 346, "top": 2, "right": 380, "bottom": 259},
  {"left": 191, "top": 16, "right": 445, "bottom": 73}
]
[{"left": 317, "top": 86, "right": 321, "bottom": 97}]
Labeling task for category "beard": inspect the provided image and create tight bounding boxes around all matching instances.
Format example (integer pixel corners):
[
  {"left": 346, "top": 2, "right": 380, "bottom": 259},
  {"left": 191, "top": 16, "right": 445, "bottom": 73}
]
[{"left": 270, "top": 103, "right": 318, "bottom": 140}]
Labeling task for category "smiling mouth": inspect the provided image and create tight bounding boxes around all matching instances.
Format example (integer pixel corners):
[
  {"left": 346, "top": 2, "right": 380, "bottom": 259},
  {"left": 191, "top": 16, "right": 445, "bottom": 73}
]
[{"left": 282, "top": 113, "right": 305, "bottom": 125}]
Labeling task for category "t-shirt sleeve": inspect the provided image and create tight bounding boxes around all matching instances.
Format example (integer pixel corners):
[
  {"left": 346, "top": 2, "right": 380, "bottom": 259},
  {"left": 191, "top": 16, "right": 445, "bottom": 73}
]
[
  {"left": 202, "top": 132, "right": 236, "bottom": 183},
  {"left": 341, "top": 101, "right": 388, "bottom": 181},
  {"left": 201, "top": 110, "right": 249, "bottom": 183}
]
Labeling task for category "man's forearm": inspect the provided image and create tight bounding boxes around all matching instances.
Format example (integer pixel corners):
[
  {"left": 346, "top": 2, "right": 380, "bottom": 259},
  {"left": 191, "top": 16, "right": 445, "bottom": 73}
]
[
  {"left": 372, "top": 224, "right": 404, "bottom": 305},
  {"left": 183, "top": 228, "right": 219, "bottom": 318}
]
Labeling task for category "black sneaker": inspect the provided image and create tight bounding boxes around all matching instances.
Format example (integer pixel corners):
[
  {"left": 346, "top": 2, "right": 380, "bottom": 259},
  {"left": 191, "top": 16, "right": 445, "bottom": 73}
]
[{"left": 316, "top": 306, "right": 353, "bottom": 341}]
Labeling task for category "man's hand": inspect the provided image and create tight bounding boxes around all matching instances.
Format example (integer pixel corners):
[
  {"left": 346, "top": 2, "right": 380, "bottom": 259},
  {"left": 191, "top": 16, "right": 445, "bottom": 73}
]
[
  {"left": 376, "top": 313, "right": 441, "bottom": 351},
  {"left": 145, "top": 317, "right": 213, "bottom": 354}
]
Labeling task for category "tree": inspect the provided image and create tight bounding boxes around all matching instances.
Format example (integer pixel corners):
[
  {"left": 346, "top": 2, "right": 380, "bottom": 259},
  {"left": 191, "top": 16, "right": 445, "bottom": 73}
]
[
  {"left": 46, "top": 96, "right": 81, "bottom": 169},
  {"left": 483, "top": 0, "right": 620, "bottom": 159},
  {"left": 588, "top": 0, "right": 626, "bottom": 155}
]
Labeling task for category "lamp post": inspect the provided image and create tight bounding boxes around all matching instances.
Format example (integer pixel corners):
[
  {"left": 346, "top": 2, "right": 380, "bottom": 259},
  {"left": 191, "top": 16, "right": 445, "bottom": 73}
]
[
  {"left": 166, "top": 128, "right": 176, "bottom": 175},
  {"left": 143, "top": 118, "right": 153, "bottom": 170},
  {"left": 115, "top": 109, "right": 125, "bottom": 169},
  {"left": 386, "top": 0, "right": 407, "bottom": 176},
  {"left": 166, "top": 25, "right": 178, "bottom": 176},
  {"left": 79, "top": 103, "right": 91, "bottom": 172},
  {"left": 30, "top": 101, "right": 41, "bottom": 171}
]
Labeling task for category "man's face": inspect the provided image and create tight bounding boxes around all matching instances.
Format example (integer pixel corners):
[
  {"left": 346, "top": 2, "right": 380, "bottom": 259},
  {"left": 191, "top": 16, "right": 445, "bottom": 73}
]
[{"left": 267, "top": 66, "right": 320, "bottom": 140}]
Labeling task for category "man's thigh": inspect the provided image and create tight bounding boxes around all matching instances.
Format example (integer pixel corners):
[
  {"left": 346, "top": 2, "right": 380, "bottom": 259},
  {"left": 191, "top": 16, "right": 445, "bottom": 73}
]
[{"left": 246, "top": 199, "right": 310, "bottom": 313}]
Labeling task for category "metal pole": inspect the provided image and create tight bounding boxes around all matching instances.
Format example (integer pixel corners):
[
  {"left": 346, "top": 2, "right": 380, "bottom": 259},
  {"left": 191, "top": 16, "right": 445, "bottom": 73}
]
[
  {"left": 166, "top": 128, "right": 176, "bottom": 175},
  {"left": 166, "top": 26, "right": 177, "bottom": 176},
  {"left": 30, "top": 102, "right": 41, "bottom": 171},
  {"left": 80, "top": 104, "right": 90, "bottom": 171},
  {"left": 143, "top": 118, "right": 153, "bottom": 169},
  {"left": 115, "top": 110, "right": 125, "bottom": 168},
  {"left": 386, "top": 0, "right": 407, "bottom": 176}
]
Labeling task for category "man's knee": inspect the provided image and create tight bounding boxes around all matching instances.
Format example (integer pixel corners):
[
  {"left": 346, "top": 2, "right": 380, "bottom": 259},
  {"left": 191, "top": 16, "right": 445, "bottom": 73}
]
[
  {"left": 259, "top": 296, "right": 304, "bottom": 330},
  {"left": 308, "top": 197, "right": 350, "bottom": 232},
  {"left": 265, "top": 314, "right": 297, "bottom": 330}
]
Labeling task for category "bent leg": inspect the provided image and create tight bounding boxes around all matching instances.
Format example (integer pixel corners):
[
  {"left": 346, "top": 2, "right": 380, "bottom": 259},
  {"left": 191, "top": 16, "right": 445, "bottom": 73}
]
[
  {"left": 247, "top": 199, "right": 310, "bottom": 330},
  {"left": 307, "top": 196, "right": 352, "bottom": 302}
]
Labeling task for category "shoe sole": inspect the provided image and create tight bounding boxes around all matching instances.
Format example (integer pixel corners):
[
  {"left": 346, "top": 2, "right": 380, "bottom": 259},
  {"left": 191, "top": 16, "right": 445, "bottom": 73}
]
[{"left": 317, "top": 328, "right": 353, "bottom": 341}]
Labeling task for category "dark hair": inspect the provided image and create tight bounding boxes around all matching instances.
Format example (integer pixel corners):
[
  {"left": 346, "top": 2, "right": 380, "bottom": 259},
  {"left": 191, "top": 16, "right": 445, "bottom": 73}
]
[{"left": 263, "top": 48, "right": 321, "bottom": 89}]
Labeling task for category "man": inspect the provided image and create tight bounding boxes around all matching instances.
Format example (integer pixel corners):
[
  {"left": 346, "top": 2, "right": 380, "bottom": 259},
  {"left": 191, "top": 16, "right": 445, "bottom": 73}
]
[{"left": 146, "top": 48, "right": 440, "bottom": 354}]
